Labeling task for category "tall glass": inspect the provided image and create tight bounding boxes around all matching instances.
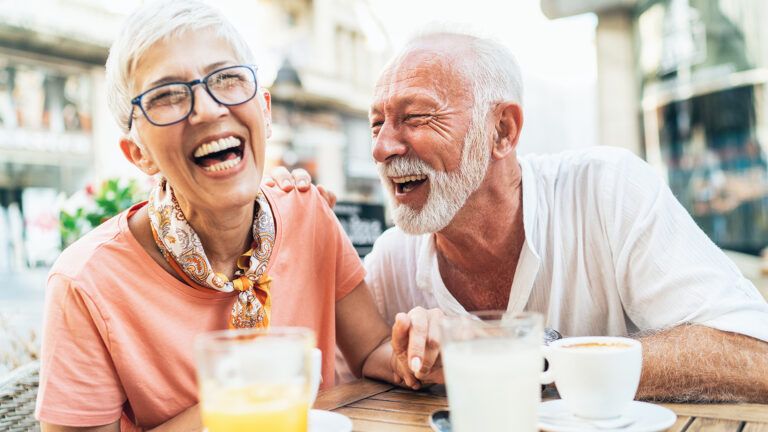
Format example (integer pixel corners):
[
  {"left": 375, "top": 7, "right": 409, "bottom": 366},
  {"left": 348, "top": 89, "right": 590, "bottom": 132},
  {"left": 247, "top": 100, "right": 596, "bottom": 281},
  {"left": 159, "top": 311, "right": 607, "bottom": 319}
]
[
  {"left": 195, "top": 327, "right": 314, "bottom": 432},
  {"left": 441, "top": 311, "right": 543, "bottom": 432}
]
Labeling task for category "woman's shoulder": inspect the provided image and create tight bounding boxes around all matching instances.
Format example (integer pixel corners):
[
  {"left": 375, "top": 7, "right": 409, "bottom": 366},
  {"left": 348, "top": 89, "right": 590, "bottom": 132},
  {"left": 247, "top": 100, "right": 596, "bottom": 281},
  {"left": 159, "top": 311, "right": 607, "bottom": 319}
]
[
  {"left": 262, "top": 185, "right": 336, "bottom": 226},
  {"left": 50, "top": 210, "right": 136, "bottom": 282}
]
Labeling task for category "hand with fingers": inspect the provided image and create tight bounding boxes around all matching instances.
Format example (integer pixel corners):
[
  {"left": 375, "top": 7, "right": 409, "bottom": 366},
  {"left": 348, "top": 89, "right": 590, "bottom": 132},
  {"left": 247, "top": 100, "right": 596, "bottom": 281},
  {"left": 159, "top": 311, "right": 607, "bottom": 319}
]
[
  {"left": 390, "top": 307, "right": 446, "bottom": 390},
  {"left": 263, "top": 166, "right": 337, "bottom": 207}
]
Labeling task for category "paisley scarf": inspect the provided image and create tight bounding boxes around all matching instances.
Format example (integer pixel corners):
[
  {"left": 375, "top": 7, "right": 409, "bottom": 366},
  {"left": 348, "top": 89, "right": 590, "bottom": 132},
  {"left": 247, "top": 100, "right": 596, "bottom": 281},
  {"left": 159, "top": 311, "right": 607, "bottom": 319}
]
[{"left": 147, "top": 178, "right": 275, "bottom": 328}]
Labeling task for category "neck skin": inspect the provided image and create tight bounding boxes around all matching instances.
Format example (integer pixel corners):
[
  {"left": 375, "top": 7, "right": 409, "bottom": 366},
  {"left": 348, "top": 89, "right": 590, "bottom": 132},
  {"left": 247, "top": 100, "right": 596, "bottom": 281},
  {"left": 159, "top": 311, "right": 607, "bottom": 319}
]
[
  {"left": 434, "top": 155, "right": 525, "bottom": 275},
  {"left": 175, "top": 194, "right": 255, "bottom": 275}
]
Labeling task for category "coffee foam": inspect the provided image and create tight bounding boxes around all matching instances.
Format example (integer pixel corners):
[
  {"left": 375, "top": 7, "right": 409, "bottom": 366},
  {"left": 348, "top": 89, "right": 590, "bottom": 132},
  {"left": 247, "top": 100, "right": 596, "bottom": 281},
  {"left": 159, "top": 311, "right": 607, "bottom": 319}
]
[{"left": 563, "top": 342, "right": 633, "bottom": 350}]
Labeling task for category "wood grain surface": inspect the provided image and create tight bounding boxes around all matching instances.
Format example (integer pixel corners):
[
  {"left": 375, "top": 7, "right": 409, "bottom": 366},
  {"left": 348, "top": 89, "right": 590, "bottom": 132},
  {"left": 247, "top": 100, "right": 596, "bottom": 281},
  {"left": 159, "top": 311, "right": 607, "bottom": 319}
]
[{"left": 315, "top": 379, "right": 768, "bottom": 432}]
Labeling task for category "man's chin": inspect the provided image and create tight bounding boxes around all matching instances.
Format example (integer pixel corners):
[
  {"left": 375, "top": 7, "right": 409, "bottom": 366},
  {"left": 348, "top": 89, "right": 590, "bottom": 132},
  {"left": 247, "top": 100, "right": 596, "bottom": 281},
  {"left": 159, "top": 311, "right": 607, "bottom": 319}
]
[{"left": 392, "top": 204, "right": 452, "bottom": 235}]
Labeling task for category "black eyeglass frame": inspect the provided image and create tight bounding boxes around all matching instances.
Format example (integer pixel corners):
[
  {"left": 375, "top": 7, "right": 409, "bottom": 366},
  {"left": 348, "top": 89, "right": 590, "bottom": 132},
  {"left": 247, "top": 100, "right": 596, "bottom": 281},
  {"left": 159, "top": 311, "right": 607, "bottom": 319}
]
[{"left": 127, "top": 64, "right": 258, "bottom": 130}]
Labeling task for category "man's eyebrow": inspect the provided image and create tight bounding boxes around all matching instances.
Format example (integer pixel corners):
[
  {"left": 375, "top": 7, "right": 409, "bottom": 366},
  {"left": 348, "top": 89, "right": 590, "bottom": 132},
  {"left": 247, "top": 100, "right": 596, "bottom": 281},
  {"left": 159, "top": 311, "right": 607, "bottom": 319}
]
[{"left": 396, "top": 92, "right": 440, "bottom": 108}]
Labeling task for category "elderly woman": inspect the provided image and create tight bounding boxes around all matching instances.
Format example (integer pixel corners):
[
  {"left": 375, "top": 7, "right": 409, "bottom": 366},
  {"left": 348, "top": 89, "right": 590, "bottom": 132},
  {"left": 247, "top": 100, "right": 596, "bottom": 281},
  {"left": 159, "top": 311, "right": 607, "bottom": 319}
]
[{"left": 35, "top": 1, "right": 404, "bottom": 430}]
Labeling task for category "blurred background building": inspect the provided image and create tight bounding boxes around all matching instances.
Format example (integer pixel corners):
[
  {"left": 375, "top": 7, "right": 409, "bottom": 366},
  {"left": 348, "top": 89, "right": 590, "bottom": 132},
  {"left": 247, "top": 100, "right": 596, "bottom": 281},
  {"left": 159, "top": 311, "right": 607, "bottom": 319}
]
[{"left": 543, "top": 0, "right": 768, "bottom": 255}]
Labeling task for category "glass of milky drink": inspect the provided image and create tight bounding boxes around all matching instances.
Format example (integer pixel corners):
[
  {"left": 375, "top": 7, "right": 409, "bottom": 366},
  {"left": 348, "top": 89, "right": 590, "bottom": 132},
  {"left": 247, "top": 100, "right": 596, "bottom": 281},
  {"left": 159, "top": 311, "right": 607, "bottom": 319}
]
[
  {"left": 441, "top": 311, "right": 544, "bottom": 432},
  {"left": 541, "top": 336, "right": 642, "bottom": 419}
]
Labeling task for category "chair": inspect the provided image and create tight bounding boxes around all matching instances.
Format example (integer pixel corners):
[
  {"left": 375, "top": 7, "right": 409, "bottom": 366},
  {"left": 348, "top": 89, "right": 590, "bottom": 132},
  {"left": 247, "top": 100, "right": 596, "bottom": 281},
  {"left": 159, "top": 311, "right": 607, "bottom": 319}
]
[{"left": 0, "top": 362, "right": 40, "bottom": 431}]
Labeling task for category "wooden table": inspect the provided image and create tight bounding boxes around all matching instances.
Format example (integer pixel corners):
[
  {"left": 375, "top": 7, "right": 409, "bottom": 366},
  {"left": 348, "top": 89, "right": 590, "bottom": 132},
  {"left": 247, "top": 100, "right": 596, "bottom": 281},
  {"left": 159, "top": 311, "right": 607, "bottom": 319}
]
[{"left": 315, "top": 379, "right": 768, "bottom": 431}]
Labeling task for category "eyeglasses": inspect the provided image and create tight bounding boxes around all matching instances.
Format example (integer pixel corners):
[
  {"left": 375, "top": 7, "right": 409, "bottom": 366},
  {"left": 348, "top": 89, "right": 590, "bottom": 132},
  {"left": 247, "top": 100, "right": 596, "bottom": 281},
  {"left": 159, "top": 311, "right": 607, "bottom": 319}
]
[{"left": 128, "top": 65, "right": 258, "bottom": 129}]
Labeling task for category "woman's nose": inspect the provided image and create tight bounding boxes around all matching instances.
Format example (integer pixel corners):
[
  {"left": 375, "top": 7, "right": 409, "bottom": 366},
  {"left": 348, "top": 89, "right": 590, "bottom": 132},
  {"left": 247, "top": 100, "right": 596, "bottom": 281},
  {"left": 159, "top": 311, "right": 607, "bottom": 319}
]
[{"left": 188, "top": 85, "right": 228, "bottom": 124}]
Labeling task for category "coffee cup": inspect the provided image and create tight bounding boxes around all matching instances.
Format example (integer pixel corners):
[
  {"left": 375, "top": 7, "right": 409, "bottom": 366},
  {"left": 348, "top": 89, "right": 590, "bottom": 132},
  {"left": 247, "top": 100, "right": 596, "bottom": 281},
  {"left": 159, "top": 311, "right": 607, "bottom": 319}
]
[{"left": 541, "top": 336, "right": 642, "bottom": 419}]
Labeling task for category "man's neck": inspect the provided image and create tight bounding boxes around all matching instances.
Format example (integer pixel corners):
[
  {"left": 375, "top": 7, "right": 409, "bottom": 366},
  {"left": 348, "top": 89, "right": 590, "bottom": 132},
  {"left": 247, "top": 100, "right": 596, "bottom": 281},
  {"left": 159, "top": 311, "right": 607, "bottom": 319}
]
[
  {"left": 432, "top": 158, "right": 525, "bottom": 310},
  {"left": 434, "top": 158, "right": 525, "bottom": 273}
]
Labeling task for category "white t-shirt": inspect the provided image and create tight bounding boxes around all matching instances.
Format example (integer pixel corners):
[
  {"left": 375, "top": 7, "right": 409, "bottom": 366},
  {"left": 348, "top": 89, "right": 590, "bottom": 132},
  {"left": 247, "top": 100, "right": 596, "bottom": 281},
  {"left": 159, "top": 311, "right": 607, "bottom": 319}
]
[{"left": 364, "top": 147, "right": 768, "bottom": 342}]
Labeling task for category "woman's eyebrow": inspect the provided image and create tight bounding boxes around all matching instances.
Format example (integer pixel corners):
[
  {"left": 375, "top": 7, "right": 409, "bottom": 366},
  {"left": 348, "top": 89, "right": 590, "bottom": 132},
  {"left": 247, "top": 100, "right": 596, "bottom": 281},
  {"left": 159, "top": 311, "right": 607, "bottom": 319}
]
[{"left": 145, "top": 61, "right": 235, "bottom": 88}]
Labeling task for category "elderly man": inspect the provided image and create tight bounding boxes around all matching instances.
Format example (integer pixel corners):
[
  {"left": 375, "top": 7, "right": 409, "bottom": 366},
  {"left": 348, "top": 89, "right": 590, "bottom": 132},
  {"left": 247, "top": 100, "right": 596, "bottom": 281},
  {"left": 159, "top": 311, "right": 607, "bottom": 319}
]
[{"left": 276, "top": 31, "right": 768, "bottom": 402}]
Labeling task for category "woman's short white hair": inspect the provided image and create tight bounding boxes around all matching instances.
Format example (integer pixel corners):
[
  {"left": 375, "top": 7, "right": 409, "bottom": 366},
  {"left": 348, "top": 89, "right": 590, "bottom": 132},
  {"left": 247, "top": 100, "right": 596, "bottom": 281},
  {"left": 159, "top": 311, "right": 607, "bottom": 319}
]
[
  {"left": 402, "top": 28, "right": 524, "bottom": 110},
  {"left": 105, "top": 0, "right": 255, "bottom": 134}
]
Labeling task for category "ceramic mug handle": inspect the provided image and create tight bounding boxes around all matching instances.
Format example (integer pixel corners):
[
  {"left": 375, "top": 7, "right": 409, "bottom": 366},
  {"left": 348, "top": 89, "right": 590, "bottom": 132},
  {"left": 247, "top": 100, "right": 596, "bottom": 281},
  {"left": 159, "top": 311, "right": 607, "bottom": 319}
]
[{"left": 540, "top": 345, "right": 555, "bottom": 385}]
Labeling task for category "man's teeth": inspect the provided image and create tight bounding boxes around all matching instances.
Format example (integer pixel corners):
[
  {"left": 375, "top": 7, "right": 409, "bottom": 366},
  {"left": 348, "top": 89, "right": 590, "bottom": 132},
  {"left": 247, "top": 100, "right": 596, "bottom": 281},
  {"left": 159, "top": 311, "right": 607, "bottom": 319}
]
[
  {"left": 202, "top": 156, "right": 242, "bottom": 172},
  {"left": 193, "top": 136, "right": 240, "bottom": 158},
  {"left": 392, "top": 175, "right": 427, "bottom": 184}
]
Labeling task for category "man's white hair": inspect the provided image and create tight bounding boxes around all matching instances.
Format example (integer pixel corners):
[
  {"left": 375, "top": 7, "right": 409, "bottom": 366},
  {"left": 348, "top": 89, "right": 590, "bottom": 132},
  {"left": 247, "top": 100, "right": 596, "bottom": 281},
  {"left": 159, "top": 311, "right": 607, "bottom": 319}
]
[
  {"left": 401, "top": 27, "right": 524, "bottom": 110},
  {"left": 105, "top": 0, "right": 256, "bottom": 135}
]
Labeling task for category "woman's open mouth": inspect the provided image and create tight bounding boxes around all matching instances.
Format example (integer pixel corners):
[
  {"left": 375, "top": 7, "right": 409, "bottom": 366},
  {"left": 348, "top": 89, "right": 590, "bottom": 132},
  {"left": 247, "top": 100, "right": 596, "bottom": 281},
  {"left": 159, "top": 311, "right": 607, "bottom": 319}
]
[{"left": 192, "top": 136, "right": 245, "bottom": 172}]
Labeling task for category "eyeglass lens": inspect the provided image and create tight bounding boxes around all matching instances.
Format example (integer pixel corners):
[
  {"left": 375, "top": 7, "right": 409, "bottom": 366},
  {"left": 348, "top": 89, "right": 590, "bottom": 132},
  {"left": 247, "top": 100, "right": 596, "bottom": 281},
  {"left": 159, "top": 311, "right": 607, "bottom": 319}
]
[{"left": 139, "top": 66, "right": 256, "bottom": 126}]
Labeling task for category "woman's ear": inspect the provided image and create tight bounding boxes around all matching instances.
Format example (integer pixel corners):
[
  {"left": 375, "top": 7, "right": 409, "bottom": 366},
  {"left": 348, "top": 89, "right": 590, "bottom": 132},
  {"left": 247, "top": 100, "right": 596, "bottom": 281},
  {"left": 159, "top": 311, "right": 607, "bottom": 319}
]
[
  {"left": 491, "top": 102, "right": 524, "bottom": 161},
  {"left": 120, "top": 137, "right": 159, "bottom": 175}
]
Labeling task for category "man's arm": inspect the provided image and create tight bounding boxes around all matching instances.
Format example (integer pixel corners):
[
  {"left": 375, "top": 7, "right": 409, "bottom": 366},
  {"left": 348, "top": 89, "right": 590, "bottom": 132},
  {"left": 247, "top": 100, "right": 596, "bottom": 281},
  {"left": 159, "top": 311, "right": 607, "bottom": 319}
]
[
  {"left": 637, "top": 324, "right": 768, "bottom": 403},
  {"left": 335, "top": 279, "right": 422, "bottom": 387}
]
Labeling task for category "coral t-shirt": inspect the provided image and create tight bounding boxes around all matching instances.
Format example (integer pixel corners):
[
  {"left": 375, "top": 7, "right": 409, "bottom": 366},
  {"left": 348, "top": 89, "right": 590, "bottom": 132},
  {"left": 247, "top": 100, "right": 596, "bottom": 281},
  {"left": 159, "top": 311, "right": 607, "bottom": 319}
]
[{"left": 35, "top": 186, "right": 364, "bottom": 429}]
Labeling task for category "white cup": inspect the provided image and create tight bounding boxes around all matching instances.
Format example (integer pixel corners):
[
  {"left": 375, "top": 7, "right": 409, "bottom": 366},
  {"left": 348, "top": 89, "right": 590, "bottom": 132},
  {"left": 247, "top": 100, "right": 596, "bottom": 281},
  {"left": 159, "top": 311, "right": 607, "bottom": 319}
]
[
  {"left": 308, "top": 347, "right": 322, "bottom": 407},
  {"left": 541, "top": 336, "right": 642, "bottom": 419}
]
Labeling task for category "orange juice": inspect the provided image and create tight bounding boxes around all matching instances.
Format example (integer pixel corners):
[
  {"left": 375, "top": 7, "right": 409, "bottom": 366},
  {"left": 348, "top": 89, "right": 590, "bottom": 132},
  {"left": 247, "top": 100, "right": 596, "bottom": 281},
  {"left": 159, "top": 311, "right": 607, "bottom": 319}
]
[{"left": 201, "top": 383, "right": 308, "bottom": 432}]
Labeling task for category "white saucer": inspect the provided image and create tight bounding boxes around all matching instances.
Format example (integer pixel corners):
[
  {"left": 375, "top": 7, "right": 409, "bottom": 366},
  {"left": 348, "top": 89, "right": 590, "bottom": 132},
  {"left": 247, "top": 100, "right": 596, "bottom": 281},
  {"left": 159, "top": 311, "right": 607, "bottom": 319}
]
[
  {"left": 309, "top": 409, "right": 353, "bottom": 432},
  {"left": 538, "top": 400, "right": 677, "bottom": 432}
]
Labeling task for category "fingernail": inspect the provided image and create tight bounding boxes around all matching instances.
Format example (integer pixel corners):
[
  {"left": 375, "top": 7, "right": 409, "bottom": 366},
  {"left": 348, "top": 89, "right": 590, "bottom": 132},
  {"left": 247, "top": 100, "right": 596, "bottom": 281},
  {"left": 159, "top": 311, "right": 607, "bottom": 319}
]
[
  {"left": 280, "top": 180, "right": 291, "bottom": 188},
  {"left": 297, "top": 180, "right": 308, "bottom": 187},
  {"left": 410, "top": 357, "right": 422, "bottom": 374}
]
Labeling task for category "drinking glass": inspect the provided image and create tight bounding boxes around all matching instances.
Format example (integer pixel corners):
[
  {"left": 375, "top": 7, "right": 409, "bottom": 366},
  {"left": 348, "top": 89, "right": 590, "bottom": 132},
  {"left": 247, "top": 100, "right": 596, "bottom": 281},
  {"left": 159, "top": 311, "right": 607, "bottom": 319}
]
[
  {"left": 195, "top": 327, "right": 315, "bottom": 432},
  {"left": 441, "top": 311, "right": 543, "bottom": 432}
]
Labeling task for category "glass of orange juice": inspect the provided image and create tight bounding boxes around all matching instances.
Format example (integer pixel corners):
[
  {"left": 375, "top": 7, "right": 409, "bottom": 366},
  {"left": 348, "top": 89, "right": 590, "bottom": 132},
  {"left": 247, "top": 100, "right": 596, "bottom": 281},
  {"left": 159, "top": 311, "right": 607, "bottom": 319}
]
[{"left": 195, "top": 327, "right": 315, "bottom": 432}]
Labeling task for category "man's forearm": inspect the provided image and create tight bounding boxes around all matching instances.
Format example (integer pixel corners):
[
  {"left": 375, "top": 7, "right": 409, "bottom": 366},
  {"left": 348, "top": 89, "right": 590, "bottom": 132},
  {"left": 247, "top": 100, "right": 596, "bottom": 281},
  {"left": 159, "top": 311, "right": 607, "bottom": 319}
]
[{"left": 637, "top": 324, "right": 768, "bottom": 403}]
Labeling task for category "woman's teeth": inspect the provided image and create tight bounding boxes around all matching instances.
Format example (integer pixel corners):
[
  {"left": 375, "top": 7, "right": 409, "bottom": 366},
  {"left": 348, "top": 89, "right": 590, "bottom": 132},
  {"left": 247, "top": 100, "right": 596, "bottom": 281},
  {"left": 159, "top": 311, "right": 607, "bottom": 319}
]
[
  {"left": 194, "top": 136, "right": 240, "bottom": 158},
  {"left": 203, "top": 156, "right": 242, "bottom": 172}
]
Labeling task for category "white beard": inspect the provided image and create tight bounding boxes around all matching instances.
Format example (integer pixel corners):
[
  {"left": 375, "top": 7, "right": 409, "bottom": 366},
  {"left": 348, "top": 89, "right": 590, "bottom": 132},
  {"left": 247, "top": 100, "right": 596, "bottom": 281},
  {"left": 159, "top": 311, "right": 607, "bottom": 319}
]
[{"left": 377, "top": 110, "right": 492, "bottom": 234}]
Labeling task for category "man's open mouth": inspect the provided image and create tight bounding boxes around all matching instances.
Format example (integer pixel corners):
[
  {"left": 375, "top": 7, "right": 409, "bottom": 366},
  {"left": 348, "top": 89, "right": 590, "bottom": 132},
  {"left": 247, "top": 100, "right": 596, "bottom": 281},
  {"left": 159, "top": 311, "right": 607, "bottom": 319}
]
[
  {"left": 192, "top": 136, "right": 245, "bottom": 172},
  {"left": 392, "top": 175, "right": 428, "bottom": 194}
]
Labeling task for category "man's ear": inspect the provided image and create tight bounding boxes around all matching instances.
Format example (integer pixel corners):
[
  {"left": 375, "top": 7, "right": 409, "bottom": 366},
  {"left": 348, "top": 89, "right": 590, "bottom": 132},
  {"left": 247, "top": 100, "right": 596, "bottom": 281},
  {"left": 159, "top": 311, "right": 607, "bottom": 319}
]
[
  {"left": 261, "top": 89, "right": 273, "bottom": 139},
  {"left": 120, "top": 137, "right": 159, "bottom": 175},
  {"left": 491, "top": 102, "right": 524, "bottom": 160}
]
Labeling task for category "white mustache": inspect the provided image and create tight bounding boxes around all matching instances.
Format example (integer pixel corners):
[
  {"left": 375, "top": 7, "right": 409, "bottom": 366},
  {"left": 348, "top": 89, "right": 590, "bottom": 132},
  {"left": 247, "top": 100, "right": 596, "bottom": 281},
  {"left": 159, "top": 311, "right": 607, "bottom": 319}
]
[{"left": 378, "top": 156, "right": 432, "bottom": 178}]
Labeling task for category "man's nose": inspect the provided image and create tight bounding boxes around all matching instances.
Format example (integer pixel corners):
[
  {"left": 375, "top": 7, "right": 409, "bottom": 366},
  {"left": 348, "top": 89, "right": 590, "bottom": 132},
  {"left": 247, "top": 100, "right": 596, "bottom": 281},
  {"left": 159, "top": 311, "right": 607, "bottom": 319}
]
[
  {"left": 372, "top": 121, "right": 408, "bottom": 163},
  {"left": 188, "top": 85, "right": 228, "bottom": 124}
]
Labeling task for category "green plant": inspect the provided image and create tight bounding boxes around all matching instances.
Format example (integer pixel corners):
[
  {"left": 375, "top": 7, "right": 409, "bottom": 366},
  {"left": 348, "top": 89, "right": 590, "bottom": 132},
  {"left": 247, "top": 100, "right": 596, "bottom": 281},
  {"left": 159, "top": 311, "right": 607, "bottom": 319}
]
[{"left": 59, "top": 178, "right": 146, "bottom": 247}]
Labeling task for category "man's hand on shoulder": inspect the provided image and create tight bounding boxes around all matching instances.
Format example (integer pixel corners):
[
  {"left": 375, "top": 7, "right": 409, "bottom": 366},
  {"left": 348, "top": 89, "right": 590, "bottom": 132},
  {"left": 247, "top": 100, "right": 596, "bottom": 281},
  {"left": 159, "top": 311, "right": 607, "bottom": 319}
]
[{"left": 263, "top": 166, "right": 337, "bottom": 207}]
